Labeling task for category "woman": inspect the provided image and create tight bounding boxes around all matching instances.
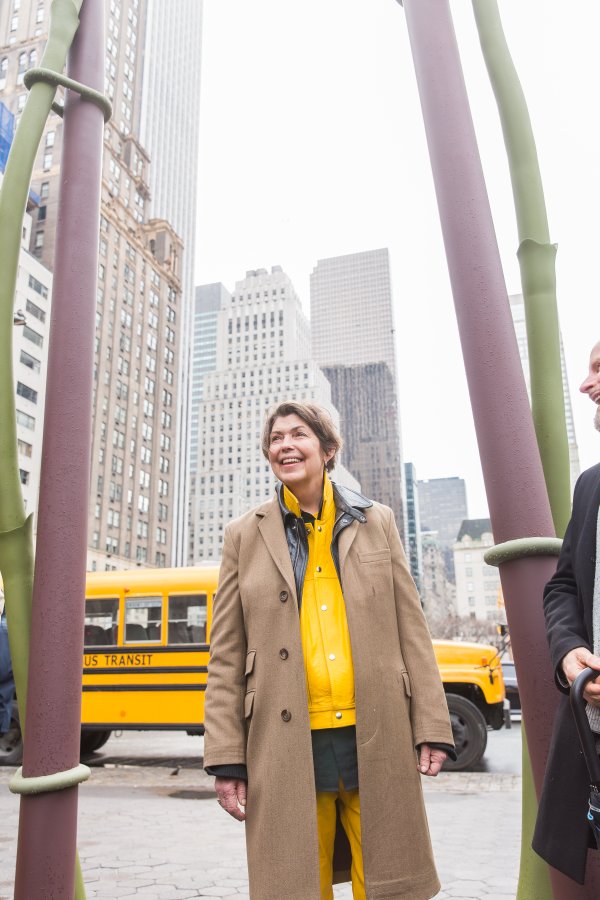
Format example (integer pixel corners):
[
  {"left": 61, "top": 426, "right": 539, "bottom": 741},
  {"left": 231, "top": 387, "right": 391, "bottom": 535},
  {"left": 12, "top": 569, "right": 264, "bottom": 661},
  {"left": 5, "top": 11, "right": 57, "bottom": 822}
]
[{"left": 204, "top": 401, "right": 455, "bottom": 900}]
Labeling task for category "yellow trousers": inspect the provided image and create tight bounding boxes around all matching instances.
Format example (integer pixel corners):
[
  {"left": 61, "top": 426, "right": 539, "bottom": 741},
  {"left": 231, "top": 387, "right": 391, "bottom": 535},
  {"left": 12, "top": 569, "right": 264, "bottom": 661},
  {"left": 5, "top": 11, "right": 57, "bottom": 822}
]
[{"left": 316, "top": 787, "right": 366, "bottom": 900}]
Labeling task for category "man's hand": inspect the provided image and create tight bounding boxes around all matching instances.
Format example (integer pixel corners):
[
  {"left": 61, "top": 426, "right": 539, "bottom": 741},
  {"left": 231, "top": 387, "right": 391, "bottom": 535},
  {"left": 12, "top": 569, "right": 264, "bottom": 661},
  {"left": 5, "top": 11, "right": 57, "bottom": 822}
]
[
  {"left": 562, "top": 647, "right": 600, "bottom": 705},
  {"left": 418, "top": 744, "right": 447, "bottom": 777},
  {"left": 214, "top": 776, "right": 247, "bottom": 821}
]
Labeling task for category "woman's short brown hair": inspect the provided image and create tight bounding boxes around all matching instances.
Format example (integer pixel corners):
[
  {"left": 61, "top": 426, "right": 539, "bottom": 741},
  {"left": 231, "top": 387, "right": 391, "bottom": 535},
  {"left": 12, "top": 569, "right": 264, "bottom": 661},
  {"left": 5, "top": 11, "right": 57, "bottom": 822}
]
[{"left": 261, "top": 401, "right": 343, "bottom": 472}]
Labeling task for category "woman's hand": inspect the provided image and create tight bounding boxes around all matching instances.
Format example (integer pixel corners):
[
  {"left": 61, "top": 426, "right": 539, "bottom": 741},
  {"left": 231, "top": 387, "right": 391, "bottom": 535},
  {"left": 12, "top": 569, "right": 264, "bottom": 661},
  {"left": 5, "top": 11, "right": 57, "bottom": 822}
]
[
  {"left": 417, "top": 744, "right": 447, "bottom": 777},
  {"left": 214, "top": 776, "right": 247, "bottom": 821},
  {"left": 561, "top": 647, "right": 600, "bottom": 705}
]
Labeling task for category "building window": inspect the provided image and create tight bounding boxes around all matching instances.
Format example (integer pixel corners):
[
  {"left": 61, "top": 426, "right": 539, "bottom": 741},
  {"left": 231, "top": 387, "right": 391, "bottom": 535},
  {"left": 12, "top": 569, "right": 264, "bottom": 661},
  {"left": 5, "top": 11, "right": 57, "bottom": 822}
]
[
  {"left": 34, "top": 231, "right": 44, "bottom": 253},
  {"left": 28, "top": 274, "right": 48, "bottom": 297},
  {"left": 19, "top": 349, "right": 40, "bottom": 373},
  {"left": 43, "top": 151, "right": 52, "bottom": 170},
  {"left": 0, "top": 58, "right": 7, "bottom": 91},
  {"left": 40, "top": 181, "right": 49, "bottom": 200},
  {"left": 17, "top": 438, "right": 32, "bottom": 457},
  {"left": 23, "top": 325, "right": 43, "bottom": 347},
  {"left": 26, "top": 298, "right": 45, "bottom": 323},
  {"left": 16, "top": 409, "right": 35, "bottom": 430},
  {"left": 17, "top": 381, "right": 38, "bottom": 404},
  {"left": 19, "top": 468, "right": 29, "bottom": 485}
]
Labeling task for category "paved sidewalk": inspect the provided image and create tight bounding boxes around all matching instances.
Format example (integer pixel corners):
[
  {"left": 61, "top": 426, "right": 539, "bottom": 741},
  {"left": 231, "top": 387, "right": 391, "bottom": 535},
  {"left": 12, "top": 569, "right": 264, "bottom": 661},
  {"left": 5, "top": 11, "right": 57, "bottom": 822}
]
[{"left": 0, "top": 765, "right": 520, "bottom": 899}]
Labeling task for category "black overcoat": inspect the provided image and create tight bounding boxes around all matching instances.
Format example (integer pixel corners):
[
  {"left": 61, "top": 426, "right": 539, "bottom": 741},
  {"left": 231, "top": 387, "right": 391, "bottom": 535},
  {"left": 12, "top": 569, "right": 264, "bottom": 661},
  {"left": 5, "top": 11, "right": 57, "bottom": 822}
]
[{"left": 533, "top": 462, "right": 600, "bottom": 884}]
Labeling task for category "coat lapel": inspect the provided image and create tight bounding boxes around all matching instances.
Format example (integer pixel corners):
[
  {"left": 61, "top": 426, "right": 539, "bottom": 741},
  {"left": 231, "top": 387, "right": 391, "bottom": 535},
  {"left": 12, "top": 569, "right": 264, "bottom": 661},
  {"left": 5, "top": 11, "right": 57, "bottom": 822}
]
[{"left": 257, "top": 498, "right": 297, "bottom": 603}]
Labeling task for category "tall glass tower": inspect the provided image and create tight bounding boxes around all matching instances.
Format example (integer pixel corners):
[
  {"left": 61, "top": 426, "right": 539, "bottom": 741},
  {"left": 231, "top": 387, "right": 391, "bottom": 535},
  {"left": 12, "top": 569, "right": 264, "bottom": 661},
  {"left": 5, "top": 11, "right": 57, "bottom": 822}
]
[
  {"left": 310, "top": 248, "right": 406, "bottom": 541},
  {"left": 139, "top": 0, "right": 204, "bottom": 564}
]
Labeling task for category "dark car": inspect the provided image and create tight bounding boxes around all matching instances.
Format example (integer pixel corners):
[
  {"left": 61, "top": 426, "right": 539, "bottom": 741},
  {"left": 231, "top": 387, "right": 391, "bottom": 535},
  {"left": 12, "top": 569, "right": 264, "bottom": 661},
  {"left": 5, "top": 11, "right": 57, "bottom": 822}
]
[{"left": 501, "top": 660, "right": 521, "bottom": 713}]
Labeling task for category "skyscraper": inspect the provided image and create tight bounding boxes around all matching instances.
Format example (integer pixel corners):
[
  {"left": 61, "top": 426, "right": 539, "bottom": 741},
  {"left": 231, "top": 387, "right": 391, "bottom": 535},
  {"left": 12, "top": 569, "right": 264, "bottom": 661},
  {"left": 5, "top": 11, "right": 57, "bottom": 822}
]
[
  {"left": 404, "top": 462, "right": 423, "bottom": 593},
  {"left": 509, "top": 293, "right": 580, "bottom": 491},
  {"left": 0, "top": 1, "right": 184, "bottom": 570},
  {"left": 417, "top": 476, "right": 468, "bottom": 581},
  {"left": 190, "top": 283, "right": 229, "bottom": 475},
  {"left": 189, "top": 266, "right": 359, "bottom": 563},
  {"left": 188, "top": 282, "right": 228, "bottom": 563},
  {"left": 139, "top": 0, "right": 204, "bottom": 564},
  {"left": 310, "top": 248, "right": 406, "bottom": 540}
]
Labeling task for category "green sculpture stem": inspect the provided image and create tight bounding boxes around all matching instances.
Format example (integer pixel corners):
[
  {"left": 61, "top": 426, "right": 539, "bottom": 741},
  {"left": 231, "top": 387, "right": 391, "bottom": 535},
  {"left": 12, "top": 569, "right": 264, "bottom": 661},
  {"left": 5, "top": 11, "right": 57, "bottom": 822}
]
[
  {"left": 472, "top": 0, "right": 571, "bottom": 541},
  {"left": 484, "top": 536, "right": 563, "bottom": 566},
  {"left": 9, "top": 763, "right": 91, "bottom": 795},
  {"left": 0, "top": 1, "right": 85, "bottom": 897}
]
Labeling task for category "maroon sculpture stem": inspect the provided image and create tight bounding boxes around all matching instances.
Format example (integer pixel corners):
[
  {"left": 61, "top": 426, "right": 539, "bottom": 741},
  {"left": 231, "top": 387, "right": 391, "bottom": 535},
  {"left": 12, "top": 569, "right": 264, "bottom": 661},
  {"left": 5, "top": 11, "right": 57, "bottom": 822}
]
[
  {"left": 13, "top": 1, "right": 105, "bottom": 897},
  {"left": 401, "top": 0, "right": 600, "bottom": 895}
]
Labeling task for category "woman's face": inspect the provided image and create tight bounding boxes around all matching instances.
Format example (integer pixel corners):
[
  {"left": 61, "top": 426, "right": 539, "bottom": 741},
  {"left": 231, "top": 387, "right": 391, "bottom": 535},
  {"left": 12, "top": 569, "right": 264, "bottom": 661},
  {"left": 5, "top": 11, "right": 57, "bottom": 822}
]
[{"left": 267, "top": 414, "right": 331, "bottom": 494}]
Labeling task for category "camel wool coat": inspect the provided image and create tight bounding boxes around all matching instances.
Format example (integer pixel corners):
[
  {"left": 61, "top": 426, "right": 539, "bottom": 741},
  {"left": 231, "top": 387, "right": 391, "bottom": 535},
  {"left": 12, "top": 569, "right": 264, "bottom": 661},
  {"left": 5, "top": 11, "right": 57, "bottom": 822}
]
[{"left": 203, "top": 490, "right": 454, "bottom": 900}]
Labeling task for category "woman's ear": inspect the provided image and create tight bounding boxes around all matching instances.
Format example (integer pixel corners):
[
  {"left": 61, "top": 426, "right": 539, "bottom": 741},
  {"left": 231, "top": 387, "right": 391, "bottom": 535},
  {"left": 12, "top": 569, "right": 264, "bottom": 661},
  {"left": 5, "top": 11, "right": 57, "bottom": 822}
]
[{"left": 323, "top": 450, "right": 335, "bottom": 469}]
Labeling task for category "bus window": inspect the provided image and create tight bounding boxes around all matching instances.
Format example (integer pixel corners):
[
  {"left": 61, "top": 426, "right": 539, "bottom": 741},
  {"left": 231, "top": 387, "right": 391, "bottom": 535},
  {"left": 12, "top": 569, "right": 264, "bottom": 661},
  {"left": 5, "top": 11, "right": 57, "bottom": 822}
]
[
  {"left": 84, "top": 597, "right": 119, "bottom": 646},
  {"left": 168, "top": 594, "right": 207, "bottom": 644},
  {"left": 125, "top": 596, "right": 162, "bottom": 643}
]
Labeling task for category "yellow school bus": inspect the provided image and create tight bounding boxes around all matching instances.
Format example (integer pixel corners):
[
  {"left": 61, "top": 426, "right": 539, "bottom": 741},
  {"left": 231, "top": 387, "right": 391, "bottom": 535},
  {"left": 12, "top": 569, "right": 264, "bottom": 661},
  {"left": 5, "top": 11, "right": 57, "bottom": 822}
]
[
  {"left": 1, "top": 565, "right": 507, "bottom": 770},
  {"left": 80, "top": 565, "right": 219, "bottom": 753}
]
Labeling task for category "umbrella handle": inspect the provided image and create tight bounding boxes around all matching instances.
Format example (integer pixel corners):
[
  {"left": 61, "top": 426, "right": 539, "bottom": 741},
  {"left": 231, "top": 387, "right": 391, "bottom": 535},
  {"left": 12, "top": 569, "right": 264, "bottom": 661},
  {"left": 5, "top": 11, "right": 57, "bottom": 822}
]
[{"left": 570, "top": 667, "right": 600, "bottom": 786}]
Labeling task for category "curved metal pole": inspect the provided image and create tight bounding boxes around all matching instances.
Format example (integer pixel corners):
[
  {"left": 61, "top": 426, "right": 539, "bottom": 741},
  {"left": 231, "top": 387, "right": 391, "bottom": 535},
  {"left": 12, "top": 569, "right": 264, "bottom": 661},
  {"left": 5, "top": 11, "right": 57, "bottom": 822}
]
[
  {"left": 397, "top": 1, "right": 593, "bottom": 896},
  {"left": 13, "top": 1, "right": 106, "bottom": 897},
  {"left": 471, "top": 0, "right": 571, "bottom": 540}
]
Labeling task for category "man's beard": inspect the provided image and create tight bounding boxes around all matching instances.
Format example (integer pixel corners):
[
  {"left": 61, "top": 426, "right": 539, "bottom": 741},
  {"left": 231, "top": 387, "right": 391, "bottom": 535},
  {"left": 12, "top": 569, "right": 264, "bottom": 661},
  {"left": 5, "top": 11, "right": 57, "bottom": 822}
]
[{"left": 595, "top": 405, "right": 600, "bottom": 432}]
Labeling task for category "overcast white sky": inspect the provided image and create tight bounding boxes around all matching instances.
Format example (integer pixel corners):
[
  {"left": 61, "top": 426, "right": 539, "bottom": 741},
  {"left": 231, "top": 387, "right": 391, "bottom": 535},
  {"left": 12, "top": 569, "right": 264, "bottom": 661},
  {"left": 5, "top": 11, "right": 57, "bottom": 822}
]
[{"left": 195, "top": 0, "right": 599, "bottom": 518}]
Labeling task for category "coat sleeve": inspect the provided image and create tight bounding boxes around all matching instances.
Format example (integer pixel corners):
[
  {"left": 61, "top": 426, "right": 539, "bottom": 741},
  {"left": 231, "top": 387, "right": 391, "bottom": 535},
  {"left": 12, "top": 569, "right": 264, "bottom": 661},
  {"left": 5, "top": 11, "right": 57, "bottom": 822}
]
[
  {"left": 543, "top": 510, "right": 590, "bottom": 693},
  {"left": 203, "top": 524, "right": 248, "bottom": 768},
  {"left": 386, "top": 508, "right": 455, "bottom": 749}
]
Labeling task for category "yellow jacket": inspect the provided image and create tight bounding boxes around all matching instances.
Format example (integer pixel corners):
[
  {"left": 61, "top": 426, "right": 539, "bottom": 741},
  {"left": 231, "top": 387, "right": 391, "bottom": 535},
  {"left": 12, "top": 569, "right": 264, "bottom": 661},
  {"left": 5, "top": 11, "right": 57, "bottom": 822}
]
[{"left": 283, "top": 475, "right": 356, "bottom": 729}]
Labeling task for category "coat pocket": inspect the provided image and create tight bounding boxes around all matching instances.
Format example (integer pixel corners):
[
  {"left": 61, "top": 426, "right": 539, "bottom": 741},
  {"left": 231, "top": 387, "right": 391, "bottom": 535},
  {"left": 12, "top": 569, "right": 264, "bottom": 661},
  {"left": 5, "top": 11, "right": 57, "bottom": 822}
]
[
  {"left": 358, "top": 548, "right": 391, "bottom": 564},
  {"left": 244, "top": 690, "right": 255, "bottom": 719},
  {"left": 244, "top": 650, "right": 256, "bottom": 676},
  {"left": 401, "top": 671, "right": 412, "bottom": 697}
]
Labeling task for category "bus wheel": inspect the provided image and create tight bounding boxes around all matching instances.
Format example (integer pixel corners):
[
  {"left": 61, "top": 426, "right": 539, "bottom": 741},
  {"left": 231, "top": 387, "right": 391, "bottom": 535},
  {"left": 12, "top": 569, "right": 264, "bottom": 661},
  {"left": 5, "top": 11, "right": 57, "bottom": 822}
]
[
  {"left": 80, "top": 729, "right": 112, "bottom": 756},
  {"left": 444, "top": 694, "right": 487, "bottom": 771},
  {"left": 0, "top": 710, "right": 23, "bottom": 766}
]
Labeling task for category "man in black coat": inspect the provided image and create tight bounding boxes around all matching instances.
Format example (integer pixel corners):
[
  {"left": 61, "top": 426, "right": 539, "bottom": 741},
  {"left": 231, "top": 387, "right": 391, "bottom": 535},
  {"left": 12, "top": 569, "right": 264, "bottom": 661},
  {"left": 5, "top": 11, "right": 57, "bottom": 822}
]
[{"left": 533, "top": 340, "right": 600, "bottom": 884}]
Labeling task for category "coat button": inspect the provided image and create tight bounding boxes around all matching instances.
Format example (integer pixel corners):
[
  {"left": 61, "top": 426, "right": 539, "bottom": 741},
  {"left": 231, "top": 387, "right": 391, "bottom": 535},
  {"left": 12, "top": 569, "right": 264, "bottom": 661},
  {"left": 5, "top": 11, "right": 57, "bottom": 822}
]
[
  {"left": 281, "top": 709, "right": 292, "bottom": 722},
  {"left": 279, "top": 591, "right": 288, "bottom": 603},
  {"left": 279, "top": 648, "right": 289, "bottom": 660}
]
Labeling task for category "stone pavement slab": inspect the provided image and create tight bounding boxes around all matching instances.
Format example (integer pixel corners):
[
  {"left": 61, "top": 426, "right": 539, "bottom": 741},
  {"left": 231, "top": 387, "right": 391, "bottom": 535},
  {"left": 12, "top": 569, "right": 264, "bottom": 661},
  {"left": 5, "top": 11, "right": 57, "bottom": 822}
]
[{"left": 0, "top": 765, "right": 520, "bottom": 899}]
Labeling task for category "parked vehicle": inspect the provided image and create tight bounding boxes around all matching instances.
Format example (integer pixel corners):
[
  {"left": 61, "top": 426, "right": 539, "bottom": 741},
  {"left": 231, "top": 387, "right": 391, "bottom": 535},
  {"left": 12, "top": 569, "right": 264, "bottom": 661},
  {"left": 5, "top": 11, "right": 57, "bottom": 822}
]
[
  {"left": 433, "top": 639, "right": 509, "bottom": 770},
  {"left": 0, "top": 569, "right": 509, "bottom": 772},
  {"left": 499, "top": 659, "right": 521, "bottom": 713}
]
